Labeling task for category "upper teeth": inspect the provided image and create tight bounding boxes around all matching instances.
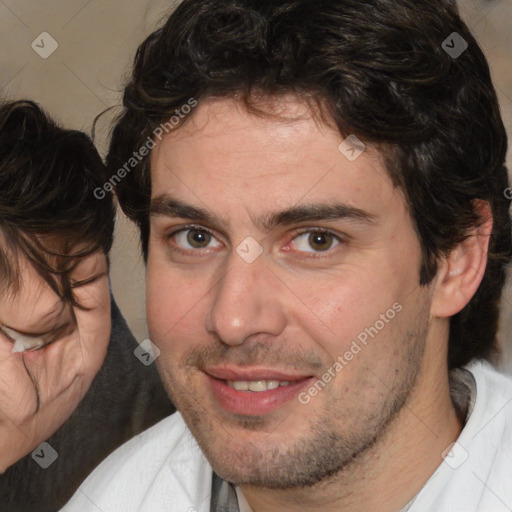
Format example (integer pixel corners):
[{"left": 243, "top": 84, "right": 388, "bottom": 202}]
[
  {"left": 3, "top": 327, "right": 45, "bottom": 354},
  {"left": 227, "top": 380, "right": 291, "bottom": 392}
]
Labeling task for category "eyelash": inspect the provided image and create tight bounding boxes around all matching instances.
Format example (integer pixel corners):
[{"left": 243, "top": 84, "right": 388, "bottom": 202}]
[
  {"left": 166, "top": 225, "right": 345, "bottom": 257},
  {"left": 0, "top": 323, "right": 74, "bottom": 347},
  {"left": 286, "top": 227, "right": 344, "bottom": 257},
  {"left": 166, "top": 224, "right": 221, "bottom": 256}
]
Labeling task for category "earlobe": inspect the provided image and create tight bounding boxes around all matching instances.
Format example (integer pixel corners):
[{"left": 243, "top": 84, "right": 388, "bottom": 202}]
[{"left": 431, "top": 201, "right": 493, "bottom": 318}]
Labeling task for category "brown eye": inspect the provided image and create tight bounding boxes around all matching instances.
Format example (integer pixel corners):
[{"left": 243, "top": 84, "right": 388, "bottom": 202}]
[
  {"left": 172, "top": 228, "right": 221, "bottom": 250},
  {"left": 187, "top": 229, "right": 211, "bottom": 248},
  {"left": 290, "top": 231, "right": 341, "bottom": 253},
  {"left": 308, "top": 232, "right": 335, "bottom": 251}
]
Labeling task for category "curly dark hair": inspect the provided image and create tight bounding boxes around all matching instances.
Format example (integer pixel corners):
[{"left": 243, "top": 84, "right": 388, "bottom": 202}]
[
  {"left": 106, "top": 0, "right": 511, "bottom": 369},
  {"left": 0, "top": 100, "right": 116, "bottom": 306}
]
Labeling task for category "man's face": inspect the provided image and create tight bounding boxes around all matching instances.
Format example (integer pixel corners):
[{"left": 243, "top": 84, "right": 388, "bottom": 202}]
[
  {"left": 0, "top": 250, "right": 110, "bottom": 469},
  {"left": 147, "top": 97, "right": 433, "bottom": 487}
]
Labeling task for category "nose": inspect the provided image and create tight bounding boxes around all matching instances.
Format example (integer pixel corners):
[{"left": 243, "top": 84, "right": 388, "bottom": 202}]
[{"left": 205, "top": 255, "right": 287, "bottom": 346}]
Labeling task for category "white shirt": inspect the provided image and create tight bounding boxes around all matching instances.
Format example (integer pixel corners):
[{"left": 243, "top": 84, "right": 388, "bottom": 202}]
[
  {"left": 235, "top": 487, "right": 254, "bottom": 512},
  {"left": 61, "top": 361, "right": 512, "bottom": 512}
]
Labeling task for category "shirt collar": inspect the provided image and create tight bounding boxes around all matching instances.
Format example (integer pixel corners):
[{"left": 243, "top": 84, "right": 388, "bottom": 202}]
[{"left": 210, "top": 366, "right": 477, "bottom": 512}]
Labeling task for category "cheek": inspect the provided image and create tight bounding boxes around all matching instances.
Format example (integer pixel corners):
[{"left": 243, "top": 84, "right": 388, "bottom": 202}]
[
  {"left": 289, "top": 267, "right": 403, "bottom": 360},
  {"left": 92, "top": 284, "right": 111, "bottom": 340},
  {"left": 76, "top": 284, "right": 112, "bottom": 377},
  {"left": 147, "top": 288, "right": 205, "bottom": 392},
  {"left": 93, "top": 317, "right": 111, "bottom": 369},
  {"left": 147, "top": 301, "right": 207, "bottom": 353},
  {"left": 80, "top": 326, "right": 110, "bottom": 384},
  {"left": 146, "top": 265, "right": 208, "bottom": 351}
]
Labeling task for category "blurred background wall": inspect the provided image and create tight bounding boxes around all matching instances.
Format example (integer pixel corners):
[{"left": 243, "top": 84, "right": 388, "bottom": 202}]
[{"left": 1, "top": 0, "right": 512, "bottom": 369}]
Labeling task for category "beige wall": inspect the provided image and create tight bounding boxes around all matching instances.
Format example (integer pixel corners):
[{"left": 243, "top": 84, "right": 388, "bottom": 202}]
[
  {"left": 1, "top": 0, "right": 512, "bottom": 367},
  {"left": 0, "top": 0, "right": 178, "bottom": 342}
]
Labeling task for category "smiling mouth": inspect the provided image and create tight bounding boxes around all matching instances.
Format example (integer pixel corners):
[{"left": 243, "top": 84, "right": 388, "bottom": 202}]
[
  {"left": 226, "top": 380, "right": 292, "bottom": 392},
  {"left": 206, "top": 368, "right": 312, "bottom": 389},
  {"left": 203, "top": 366, "right": 315, "bottom": 416}
]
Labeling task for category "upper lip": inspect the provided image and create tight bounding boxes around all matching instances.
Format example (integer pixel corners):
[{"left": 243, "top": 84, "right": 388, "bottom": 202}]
[{"left": 204, "top": 366, "right": 313, "bottom": 382}]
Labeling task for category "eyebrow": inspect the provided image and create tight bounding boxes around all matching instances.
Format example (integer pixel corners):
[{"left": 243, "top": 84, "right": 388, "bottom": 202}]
[
  {"left": 258, "top": 203, "right": 376, "bottom": 231},
  {"left": 150, "top": 196, "right": 221, "bottom": 226},
  {"left": 150, "top": 195, "right": 376, "bottom": 232}
]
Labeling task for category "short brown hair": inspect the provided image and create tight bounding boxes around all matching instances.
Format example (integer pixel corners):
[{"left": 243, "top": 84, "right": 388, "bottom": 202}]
[
  {"left": 0, "top": 100, "right": 115, "bottom": 305},
  {"left": 107, "top": 0, "right": 511, "bottom": 369}
]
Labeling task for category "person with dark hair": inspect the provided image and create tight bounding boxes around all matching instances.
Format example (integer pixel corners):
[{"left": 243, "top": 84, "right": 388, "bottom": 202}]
[
  {"left": 64, "top": 0, "right": 512, "bottom": 511},
  {"left": 0, "top": 100, "right": 174, "bottom": 511}
]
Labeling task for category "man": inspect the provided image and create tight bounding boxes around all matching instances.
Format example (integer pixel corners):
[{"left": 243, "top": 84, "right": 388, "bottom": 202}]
[
  {"left": 63, "top": 0, "right": 512, "bottom": 511},
  {"left": 0, "top": 100, "right": 174, "bottom": 511}
]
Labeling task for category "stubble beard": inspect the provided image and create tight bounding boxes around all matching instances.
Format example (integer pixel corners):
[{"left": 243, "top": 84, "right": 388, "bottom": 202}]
[{"left": 161, "top": 316, "right": 427, "bottom": 490}]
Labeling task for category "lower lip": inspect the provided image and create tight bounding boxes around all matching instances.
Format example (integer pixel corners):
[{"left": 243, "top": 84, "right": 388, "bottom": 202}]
[
  {"left": 21, "top": 346, "right": 48, "bottom": 359},
  {"left": 207, "top": 375, "right": 313, "bottom": 416},
  {"left": 10, "top": 345, "right": 46, "bottom": 358},
  {"left": 17, "top": 340, "right": 57, "bottom": 359}
]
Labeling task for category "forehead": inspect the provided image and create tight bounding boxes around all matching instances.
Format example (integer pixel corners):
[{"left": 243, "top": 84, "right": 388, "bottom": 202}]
[{"left": 149, "top": 97, "right": 402, "bottom": 224}]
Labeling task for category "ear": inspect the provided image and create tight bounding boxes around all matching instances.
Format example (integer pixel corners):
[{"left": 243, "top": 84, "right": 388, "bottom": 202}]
[{"left": 431, "top": 201, "right": 493, "bottom": 318}]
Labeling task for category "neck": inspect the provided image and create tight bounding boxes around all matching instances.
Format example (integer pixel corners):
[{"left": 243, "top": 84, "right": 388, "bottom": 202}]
[{"left": 241, "top": 324, "right": 462, "bottom": 512}]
